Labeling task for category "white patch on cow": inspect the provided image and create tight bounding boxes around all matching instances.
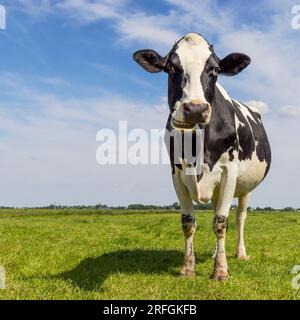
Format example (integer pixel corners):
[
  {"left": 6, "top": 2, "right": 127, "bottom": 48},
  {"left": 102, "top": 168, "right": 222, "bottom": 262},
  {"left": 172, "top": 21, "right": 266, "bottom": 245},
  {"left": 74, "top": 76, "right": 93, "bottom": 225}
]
[
  {"left": 175, "top": 33, "right": 211, "bottom": 103},
  {"left": 233, "top": 100, "right": 258, "bottom": 125},
  {"left": 216, "top": 83, "right": 232, "bottom": 102},
  {"left": 236, "top": 151, "right": 268, "bottom": 197}
]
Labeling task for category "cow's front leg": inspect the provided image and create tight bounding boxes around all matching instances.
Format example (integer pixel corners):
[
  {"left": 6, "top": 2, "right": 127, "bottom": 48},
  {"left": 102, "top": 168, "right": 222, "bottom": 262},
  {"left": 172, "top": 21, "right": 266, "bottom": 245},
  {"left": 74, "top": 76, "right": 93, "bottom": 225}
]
[
  {"left": 211, "top": 167, "right": 237, "bottom": 281},
  {"left": 212, "top": 214, "right": 229, "bottom": 280},
  {"left": 181, "top": 213, "right": 196, "bottom": 277},
  {"left": 173, "top": 169, "right": 196, "bottom": 277}
]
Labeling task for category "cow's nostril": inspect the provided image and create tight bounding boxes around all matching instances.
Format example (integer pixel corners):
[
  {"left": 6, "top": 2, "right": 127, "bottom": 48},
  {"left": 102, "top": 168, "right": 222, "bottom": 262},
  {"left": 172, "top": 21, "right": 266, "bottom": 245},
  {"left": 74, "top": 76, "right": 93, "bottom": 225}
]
[{"left": 183, "top": 103, "right": 191, "bottom": 114}]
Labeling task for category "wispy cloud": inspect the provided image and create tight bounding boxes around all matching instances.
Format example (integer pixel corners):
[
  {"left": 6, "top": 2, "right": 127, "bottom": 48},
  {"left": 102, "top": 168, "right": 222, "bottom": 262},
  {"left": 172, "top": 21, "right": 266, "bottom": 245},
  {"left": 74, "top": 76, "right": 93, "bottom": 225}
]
[
  {"left": 56, "top": 0, "right": 124, "bottom": 22},
  {"left": 116, "top": 12, "right": 180, "bottom": 49},
  {"left": 279, "top": 105, "right": 300, "bottom": 116},
  {"left": 245, "top": 100, "right": 270, "bottom": 115},
  {"left": 38, "top": 76, "right": 71, "bottom": 87}
]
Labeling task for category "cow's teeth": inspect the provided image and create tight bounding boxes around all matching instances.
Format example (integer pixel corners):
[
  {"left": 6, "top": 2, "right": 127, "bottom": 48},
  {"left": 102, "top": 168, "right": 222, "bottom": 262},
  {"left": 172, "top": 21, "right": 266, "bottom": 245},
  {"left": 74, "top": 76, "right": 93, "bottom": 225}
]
[{"left": 172, "top": 119, "right": 195, "bottom": 129}]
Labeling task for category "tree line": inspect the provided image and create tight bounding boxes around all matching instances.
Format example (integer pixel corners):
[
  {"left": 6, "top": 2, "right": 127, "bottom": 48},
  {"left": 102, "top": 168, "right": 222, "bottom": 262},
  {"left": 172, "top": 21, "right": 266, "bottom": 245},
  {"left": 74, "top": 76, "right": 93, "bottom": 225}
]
[{"left": 0, "top": 203, "right": 299, "bottom": 211}]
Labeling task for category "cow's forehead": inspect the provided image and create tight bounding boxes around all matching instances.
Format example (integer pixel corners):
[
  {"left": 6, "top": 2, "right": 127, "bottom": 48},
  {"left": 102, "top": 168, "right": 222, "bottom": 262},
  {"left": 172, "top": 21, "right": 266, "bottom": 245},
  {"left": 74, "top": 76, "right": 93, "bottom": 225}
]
[{"left": 174, "top": 33, "right": 212, "bottom": 68}]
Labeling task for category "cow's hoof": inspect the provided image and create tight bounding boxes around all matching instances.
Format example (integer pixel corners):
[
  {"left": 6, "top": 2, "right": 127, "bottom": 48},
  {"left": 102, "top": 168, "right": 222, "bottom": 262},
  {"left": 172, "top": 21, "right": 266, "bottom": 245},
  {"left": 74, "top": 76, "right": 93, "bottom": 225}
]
[
  {"left": 236, "top": 254, "right": 250, "bottom": 261},
  {"left": 180, "top": 268, "right": 196, "bottom": 277},
  {"left": 210, "top": 271, "right": 229, "bottom": 281}
]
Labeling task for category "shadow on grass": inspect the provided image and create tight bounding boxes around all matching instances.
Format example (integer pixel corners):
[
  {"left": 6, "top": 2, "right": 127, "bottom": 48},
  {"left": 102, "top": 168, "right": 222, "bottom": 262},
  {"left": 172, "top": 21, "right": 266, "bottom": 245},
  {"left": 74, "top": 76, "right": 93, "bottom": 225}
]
[
  {"left": 60, "top": 249, "right": 182, "bottom": 291},
  {"left": 59, "top": 249, "right": 212, "bottom": 291}
]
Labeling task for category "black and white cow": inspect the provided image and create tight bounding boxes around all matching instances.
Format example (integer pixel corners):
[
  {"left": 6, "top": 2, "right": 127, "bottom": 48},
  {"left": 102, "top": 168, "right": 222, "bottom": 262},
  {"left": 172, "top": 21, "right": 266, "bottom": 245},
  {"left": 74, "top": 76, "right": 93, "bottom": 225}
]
[{"left": 133, "top": 33, "right": 271, "bottom": 280}]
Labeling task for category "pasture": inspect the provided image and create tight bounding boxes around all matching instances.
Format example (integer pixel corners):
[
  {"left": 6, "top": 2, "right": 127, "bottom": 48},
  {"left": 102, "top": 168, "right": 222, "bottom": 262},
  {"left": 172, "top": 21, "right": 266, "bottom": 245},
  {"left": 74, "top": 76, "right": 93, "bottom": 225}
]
[{"left": 0, "top": 209, "right": 299, "bottom": 300}]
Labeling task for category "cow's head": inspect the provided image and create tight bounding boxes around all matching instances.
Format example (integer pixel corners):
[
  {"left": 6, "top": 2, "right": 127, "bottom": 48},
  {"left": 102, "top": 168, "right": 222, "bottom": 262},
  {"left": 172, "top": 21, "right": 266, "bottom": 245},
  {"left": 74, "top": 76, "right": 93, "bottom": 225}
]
[{"left": 133, "top": 33, "right": 251, "bottom": 130}]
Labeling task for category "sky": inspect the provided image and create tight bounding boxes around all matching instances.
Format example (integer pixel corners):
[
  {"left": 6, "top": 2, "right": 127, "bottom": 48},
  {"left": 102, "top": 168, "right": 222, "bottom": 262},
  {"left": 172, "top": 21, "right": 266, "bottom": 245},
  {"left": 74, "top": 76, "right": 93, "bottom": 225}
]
[{"left": 0, "top": 0, "right": 299, "bottom": 208}]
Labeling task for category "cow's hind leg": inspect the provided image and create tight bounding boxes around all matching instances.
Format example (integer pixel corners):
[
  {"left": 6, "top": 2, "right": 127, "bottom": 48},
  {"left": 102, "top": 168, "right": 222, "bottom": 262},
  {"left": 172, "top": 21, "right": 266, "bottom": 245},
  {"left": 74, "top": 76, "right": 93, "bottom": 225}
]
[
  {"left": 173, "top": 171, "right": 196, "bottom": 277},
  {"left": 236, "top": 194, "right": 250, "bottom": 260}
]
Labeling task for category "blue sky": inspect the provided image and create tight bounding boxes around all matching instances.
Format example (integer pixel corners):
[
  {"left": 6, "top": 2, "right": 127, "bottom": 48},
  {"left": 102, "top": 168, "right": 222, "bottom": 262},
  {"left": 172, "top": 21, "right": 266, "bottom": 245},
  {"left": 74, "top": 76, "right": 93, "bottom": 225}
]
[{"left": 0, "top": 0, "right": 299, "bottom": 208}]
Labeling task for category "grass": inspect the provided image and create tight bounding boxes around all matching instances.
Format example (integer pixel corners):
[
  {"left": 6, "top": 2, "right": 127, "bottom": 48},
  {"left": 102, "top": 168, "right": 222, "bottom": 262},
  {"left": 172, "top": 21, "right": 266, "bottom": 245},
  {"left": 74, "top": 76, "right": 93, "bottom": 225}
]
[{"left": 0, "top": 209, "right": 299, "bottom": 300}]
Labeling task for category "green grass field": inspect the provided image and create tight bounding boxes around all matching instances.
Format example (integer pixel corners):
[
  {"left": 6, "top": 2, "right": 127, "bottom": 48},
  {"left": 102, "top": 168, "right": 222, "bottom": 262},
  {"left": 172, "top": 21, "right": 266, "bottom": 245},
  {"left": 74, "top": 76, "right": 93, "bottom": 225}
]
[{"left": 0, "top": 209, "right": 299, "bottom": 300}]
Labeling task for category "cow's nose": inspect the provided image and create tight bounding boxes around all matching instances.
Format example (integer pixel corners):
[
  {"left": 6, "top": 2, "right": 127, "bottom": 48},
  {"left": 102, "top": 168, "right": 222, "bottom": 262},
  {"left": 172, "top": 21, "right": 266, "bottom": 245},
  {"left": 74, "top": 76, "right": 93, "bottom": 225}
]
[{"left": 183, "top": 102, "right": 210, "bottom": 124}]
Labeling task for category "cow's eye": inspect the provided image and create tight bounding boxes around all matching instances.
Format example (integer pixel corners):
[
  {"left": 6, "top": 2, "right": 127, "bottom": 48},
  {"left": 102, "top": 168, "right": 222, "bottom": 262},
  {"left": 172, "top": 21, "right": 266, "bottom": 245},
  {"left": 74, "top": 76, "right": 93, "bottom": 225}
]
[
  {"left": 166, "top": 63, "right": 175, "bottom": 73},
  {"left": 209, "top": 66, "right": 220, "bottom": 77},
  {"left": 213, "top": 66, "right": 220, "bottom": 74},
  {"left": 169, "top": 66, "right": 175, "bottom": 73}
]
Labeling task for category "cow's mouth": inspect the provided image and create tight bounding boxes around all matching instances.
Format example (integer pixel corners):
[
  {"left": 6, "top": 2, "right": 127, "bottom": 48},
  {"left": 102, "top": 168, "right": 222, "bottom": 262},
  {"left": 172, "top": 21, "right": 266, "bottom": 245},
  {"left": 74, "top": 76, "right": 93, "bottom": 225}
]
[{"left": 172, "top": 119, "right": 195, "bottom": 130}]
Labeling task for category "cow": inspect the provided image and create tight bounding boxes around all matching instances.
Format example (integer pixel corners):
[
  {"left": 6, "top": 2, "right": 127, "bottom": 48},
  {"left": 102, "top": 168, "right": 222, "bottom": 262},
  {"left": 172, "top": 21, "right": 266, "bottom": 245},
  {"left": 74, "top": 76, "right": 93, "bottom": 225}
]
[{"left": 133, "top": 33, "right": 271, "bottom": 280}]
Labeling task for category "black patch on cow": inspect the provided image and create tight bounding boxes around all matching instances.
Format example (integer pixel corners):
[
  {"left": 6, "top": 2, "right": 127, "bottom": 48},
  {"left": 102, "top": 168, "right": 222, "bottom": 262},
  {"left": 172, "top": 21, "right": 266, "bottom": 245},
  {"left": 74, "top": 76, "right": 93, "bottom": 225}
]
[
  {"left": 204, "top": 87, "right": 238, "bottom": 171},
  {"left": 228, "top": 147, "right": 235, "bottom": 161},
  {"left": 182, "top": 214, "right": 196, "bottom": 226},
  {"left": 167, "top": 52, "right": 184, "bottom": 112},
  {"left": 165, "top": 115, "right": 182, "bottom": 174},
  {"left": 244, "top": 105, "right": 271, "bottom": 177},
  {"left": 200, "top": 54, "right": 220, "bottom": 103},
  {"left": 213, "top": 215, "right": 228, "bottom": 234},
  {"left": 232, "top": 101, "right": 256, "bottom": 162},
  {"left": 196, "top": 172, "right": 203, "bottom": 183}
]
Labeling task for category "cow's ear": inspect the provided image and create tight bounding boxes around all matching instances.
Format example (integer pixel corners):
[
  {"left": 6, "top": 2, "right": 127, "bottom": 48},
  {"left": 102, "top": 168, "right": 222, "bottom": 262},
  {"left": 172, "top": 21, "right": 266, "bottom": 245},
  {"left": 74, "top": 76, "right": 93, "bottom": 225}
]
[
  {"left": 219, "top": 53, "right": 251, "bottom": 76},
  {"left": 133, "top": 49, "right": 167, "bottom": 73}
]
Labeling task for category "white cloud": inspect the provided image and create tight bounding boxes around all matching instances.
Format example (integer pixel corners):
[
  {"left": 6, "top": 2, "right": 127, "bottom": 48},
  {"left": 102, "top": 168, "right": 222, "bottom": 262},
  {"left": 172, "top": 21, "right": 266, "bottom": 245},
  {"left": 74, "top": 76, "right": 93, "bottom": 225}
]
[
  {"left": 116, "top": 12, "right": 180, "bottom": 49},
  {"left": 56, "top": 0, "right": 124, "bottom": 22},
  {"left": 279, "top": 105, "right": 300, "bottom": 116},
  {"left": 245, "top": 100, "right": 270, "bottom": 114},
  {"left": 164, "top": 0, "right": 234, "bottom": 35}
]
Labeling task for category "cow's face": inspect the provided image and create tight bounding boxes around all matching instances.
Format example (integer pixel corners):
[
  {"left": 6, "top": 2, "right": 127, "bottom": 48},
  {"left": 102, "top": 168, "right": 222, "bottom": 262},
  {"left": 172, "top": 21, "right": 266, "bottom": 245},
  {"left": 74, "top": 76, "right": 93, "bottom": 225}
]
[{"left": 133, "top": 33, "right": 251, "bottom": 130}]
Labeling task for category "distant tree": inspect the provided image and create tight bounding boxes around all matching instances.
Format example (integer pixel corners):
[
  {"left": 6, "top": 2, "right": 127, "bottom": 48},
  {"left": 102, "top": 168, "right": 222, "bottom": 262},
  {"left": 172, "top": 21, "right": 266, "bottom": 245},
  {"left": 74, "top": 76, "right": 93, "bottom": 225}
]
[
  {"left": 283, "top": 207, "right": 295, "bottom": 212},
  {"left": 263, "top": 207, "right": 274, "bottom": 211},
  {"left": 194, "top": 203, "right": 213, "bottom": 210},
  {"left": 171, "top": 202, "right": 180, "bottom": 210},
  {"left": 128, "top": 204, "right": 146, "bottom": 210}
]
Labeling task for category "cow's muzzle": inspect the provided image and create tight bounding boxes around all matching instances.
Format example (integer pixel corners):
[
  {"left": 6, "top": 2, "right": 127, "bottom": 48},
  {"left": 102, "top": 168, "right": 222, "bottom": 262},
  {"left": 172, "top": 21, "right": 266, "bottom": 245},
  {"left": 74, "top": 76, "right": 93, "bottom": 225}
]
[{"left": 172, "top": 101, "right": 211, "bottom": 130}]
